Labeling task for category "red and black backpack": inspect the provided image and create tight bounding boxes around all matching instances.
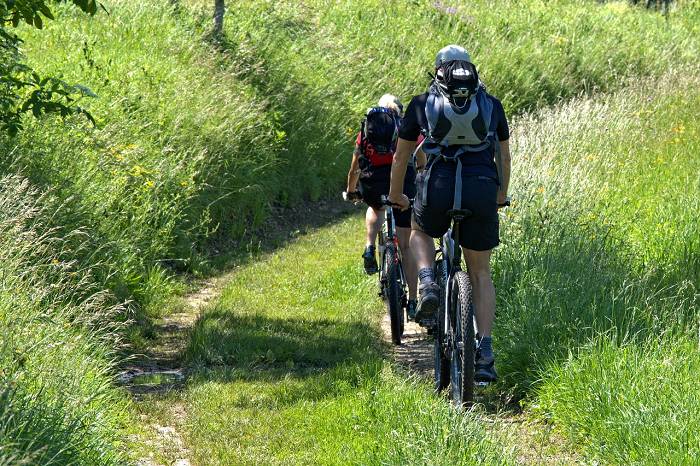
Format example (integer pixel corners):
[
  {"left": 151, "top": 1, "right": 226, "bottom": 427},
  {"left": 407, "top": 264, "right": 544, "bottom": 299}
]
[{"left": 358, "top": 107, "right": 399, "bottom": 171}]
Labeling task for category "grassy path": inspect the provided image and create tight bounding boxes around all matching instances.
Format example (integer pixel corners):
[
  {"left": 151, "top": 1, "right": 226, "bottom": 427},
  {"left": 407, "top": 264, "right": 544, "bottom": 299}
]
[
  {"left": 130, "top": 72, "right": 700, "bottom": 465},
  {"left": 132, "top": 213, "right": 580, "bottom": 465}
]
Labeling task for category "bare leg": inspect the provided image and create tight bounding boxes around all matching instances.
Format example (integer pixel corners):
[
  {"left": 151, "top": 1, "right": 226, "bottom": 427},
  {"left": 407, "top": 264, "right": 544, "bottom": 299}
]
[
  {"left": 397, "top": 226, "right": 417, "bottom": 299},
  {"left": 409, "top": 219, "right": 435, "bottom": 271},
  {"left": 463, "top": 248, "right": 495, "bottom": 337},
  {"left": 365, "top": 207, "right": 384, "bottom": 247}
]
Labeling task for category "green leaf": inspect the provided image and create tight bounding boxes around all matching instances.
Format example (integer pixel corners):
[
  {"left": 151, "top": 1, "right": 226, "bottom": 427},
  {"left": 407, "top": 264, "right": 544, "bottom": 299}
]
[
  {"left": 38, "top": 3, "right": 55, "bottom": 20},
  {"left": 34, "top": 14, "right": 43, "bottom": 30}
]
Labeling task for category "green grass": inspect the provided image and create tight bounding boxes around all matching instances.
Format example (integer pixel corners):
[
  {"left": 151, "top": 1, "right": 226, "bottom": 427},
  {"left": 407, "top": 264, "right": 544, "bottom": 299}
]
[
  {"left": 1, "top": 0, "right": 698, "bottom": 463},
  {"left": 181, "top": 218, "right": 514, "bottom": 465},
  {"left": 0, "top": 177, "right": 130, "bottom": 465},
  {"left": 489, "top": 71, "right": 700, "bottom": 462},
  {"left": 174, "top": 72, "right": 700, "bottom": 463},
  {"left": 537, "top": 337, "right": 700, "bottom": 464}
]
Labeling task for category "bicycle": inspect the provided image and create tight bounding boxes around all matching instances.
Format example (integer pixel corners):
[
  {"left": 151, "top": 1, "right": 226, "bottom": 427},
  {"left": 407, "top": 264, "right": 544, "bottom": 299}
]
[
  {"left": 342, "top": 191, "right": 409, "bottom": 345},
  {"left": 378, "top": 195, "right": 409, "bottom": 345},
  {"left": 432, "top": 199, "right": 510, "bottom": 407}
]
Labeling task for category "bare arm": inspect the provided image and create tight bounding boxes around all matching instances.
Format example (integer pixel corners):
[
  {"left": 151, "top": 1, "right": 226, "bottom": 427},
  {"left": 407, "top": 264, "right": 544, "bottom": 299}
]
[
  {"left": 389, "top": 137, "right": 415, "bottom": 209},
  {"left": 346, "top": 145, "right": 361, "bottom": 192},
  {"left": 495, "top": 139, "right": 511, "bottom": 204}
]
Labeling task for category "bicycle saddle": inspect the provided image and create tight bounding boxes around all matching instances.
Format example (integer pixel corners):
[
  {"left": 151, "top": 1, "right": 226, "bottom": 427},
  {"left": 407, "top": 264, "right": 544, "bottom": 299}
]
[{"left": 446, "top": 208, "right": 473, "bottom": 219}]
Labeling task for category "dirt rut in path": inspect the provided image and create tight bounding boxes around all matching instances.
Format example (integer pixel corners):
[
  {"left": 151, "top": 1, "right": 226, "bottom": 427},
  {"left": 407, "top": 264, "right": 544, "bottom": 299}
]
[
  {"left": 381, "top": 314, "right": 433, "bottom": 377},
  {"left": 123, "top": 279, "right": 222, "bottom": 466}
]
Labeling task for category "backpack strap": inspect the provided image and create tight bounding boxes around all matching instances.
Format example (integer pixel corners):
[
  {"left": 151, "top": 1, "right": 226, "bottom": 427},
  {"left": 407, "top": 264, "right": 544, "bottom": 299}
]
[
  {"left": 359, "top": 118, "right": 367, "bottom": 153},
  {"left": 453, "top": 158, "right": 463, "bottom": 210}
]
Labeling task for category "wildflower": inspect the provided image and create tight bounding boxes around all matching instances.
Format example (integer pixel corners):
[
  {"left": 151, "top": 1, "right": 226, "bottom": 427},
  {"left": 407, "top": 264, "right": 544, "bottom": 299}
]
[
  {"left": 144, "top": 180, "right": 155, "bottom": 189},
  {"left": 180, "top": 181, "right": 189, "bottom": 187},
  {"left": 551, "top": 35, "right": 568, "bottom": 46},
  {"left": 537, "top": 186, "right": 545, "bottom": 194},
  {"left": 130, "top": 165, "right": 149, "bottom": 177}
]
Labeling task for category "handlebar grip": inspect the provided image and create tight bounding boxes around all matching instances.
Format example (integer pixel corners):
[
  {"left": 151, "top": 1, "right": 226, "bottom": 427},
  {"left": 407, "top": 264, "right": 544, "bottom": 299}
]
[{"left": 498, "top": 197, "right": 511, "bottom": 208}]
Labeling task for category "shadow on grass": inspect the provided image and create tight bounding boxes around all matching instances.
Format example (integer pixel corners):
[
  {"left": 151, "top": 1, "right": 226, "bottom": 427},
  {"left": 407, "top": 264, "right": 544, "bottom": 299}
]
[
  {"left": 171, "top": 310, "right": 384, "bottom": 407},
  {"left": 186, "top": 310, "right": 380, "bottom": 372}
]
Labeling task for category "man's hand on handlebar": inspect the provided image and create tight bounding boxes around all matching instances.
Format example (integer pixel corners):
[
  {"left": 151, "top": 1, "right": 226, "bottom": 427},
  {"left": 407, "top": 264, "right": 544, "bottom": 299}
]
[
  {"left": 497, "top": 191, "right": 511, "bottom": 209},
  {"left": 388, "top": 193, "right": 411, "bottom": 211}
]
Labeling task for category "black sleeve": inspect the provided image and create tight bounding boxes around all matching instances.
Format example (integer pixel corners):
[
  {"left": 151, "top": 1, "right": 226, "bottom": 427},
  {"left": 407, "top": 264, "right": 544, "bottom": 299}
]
[
  {"left": 493, "top": 98, "right": 510, "bottom": 141},
  {"left": 398, "top": 95, "right": 424, "bottom": 141}
]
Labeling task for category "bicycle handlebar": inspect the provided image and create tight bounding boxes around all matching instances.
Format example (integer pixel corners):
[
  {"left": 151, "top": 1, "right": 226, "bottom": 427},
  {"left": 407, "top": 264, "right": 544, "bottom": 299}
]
[
  {"left": 498, "top": 198, "right": 511, "bottom": 208},
  {"left": 342, "top": 191, "right": 362, "bottom": 202},
  {"left": 380, "top": 194, "right": 414, "bottom": 208}
]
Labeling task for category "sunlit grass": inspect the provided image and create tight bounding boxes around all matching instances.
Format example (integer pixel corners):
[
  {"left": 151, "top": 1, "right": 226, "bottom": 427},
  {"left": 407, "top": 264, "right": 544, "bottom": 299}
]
[{"left": 183, "top": 218, "right": 514, "bottom": 465}]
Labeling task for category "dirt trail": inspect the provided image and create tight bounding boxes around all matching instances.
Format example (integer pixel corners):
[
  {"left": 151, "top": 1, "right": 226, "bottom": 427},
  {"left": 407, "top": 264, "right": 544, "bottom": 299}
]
[
  {"left": 122, "top": 278, "right": 223, "bottom": 466},
  {"left": 380, "top": 313, "right": 581, "bottom": 465}
]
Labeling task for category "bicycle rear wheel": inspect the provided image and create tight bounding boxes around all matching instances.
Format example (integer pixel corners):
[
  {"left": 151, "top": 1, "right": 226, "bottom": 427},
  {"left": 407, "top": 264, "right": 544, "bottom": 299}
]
[
  {"left": 433, "top": 258, "right": 449, "bottom": 392},
  {"left": 450, "top": 271, "right": 475, "bottom": 407},
  {"left": 385, "top": 243, "right": 403, "bottom": 345}
]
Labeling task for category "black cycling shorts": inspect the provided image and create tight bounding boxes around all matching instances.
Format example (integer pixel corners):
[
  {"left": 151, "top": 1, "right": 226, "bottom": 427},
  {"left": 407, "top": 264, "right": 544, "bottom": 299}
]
[
  {"left": 358, "top": 166, "right": 416, "bottom": 229},
  {"left": 413, "top": 159, "right": 499, "bottom": 251}
]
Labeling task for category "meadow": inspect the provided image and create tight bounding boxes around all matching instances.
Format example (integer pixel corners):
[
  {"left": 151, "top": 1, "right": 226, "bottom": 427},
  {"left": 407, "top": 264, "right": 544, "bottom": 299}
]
[
  {"left": 153, "top": 71, "right": 698, "bottom": 464},
  {"left": 0, "top": 0, "right": 698, "bottom": 463}
]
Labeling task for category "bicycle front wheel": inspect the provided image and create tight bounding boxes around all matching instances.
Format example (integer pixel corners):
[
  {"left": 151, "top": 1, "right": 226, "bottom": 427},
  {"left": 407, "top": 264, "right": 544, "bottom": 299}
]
[
  {"left": 450, "top": 271, "right": 475, "bottom": 407},
  {"left": 385, "top": 243, "right": 403, "bottom": 345},
  {"left": 434, "top": 258, "right": 450, "bottom": 392}
]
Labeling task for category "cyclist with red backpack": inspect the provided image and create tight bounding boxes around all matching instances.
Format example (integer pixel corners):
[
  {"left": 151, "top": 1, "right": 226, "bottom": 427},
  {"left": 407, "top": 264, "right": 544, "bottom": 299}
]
[{"left": 344, "top": 94, "right": 425, "bottom": 319}]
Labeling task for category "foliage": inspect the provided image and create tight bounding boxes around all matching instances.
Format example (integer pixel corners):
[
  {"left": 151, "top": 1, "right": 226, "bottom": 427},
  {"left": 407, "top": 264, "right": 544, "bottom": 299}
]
[
  {"left": 0, "top": 0, "right": 98, "bottom": 135},
  {"left": 0, "top": 176, "right": 129, "bottom": 465}
]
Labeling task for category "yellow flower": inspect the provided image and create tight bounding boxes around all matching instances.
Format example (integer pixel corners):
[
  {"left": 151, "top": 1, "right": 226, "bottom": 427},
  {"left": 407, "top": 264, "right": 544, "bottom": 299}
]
[
  {"left": 144, "top": 180, "right": 155, "bottom": 189},
  {"left": 51, "top": 258, "right": 60, "bottom": 265},
  {"left": 537, "top": 186, "right": 545, "bottom": 194},
  {"left": 672, "top": 124, "right": 685, "bottom": 134},
  {"left": 180, "top": 181, "right": 189, "bottom": 187},
  {"left": 130, "top": 165, "right": 149, "bottom": 177},
  {"left": 551, "top": 35, "right": 568, "bottom": 46}
]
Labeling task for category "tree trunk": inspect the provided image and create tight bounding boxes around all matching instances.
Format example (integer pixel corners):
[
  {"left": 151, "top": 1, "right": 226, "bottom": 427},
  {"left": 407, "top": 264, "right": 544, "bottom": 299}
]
[{"left": 213, "top": 0, "right": 225, "bottom": 37}]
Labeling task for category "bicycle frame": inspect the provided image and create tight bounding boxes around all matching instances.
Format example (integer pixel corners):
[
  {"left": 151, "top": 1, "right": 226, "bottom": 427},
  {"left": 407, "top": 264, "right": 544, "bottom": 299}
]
[
  {"left": 379, "top": 204, "right": 406, "bottom": 287},
  {"left": 438, "top": 216, "right": 463, "bottom": 341}
]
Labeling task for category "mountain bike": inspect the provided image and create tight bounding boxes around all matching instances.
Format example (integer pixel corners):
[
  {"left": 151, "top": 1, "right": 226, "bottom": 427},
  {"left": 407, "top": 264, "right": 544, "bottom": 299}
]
[
  {"left": 343, "top": 191, "right": 408, "bottom": 345},
  {"left": 378, "top": 195, "right": 408, "bottom": 345},
  {"left": 433, "top": 200, "right": 509, "bottom": 407}
]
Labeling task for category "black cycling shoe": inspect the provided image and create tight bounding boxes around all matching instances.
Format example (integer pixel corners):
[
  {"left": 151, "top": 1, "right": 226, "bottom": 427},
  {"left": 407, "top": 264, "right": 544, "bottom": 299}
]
[
  {"left": 474, "top": 348, "right": 498, "bottom": 383},
  {"left": 406, "top": 299, "right": 418, "bottom": 321},
  {"left": 362, "top": 245, "right": 378, "bottom": 275},
  {"left": 415, "top": 281, "right": 440, "bottom": 324}
]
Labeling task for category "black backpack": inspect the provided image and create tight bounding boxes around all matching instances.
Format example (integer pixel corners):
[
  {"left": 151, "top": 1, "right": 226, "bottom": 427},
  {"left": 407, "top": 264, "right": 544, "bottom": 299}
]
[{"left": 359, "top": 107, "right": 399, "bottom": 168}]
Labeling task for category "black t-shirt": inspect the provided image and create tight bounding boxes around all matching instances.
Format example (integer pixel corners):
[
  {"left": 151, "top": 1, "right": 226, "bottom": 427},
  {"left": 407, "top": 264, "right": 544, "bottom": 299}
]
[{"left": 399, "top": 92, "right": 509, "bottom": 178}]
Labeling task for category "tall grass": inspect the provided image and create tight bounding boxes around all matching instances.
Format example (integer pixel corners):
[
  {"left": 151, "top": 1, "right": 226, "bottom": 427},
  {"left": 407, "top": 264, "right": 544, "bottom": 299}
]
[
  {"left": 487, "top": 70, "right": 700, "bottom": 462},
  {"left": 0, "top": 177, "right": 129, "bottom": 465},
  {"left": 5, "top": 0, "right": 698, "bottom": 321},
  {"left": 6, "top": 0, "right": 283, "bottom": 318},
  {"left": 1, "top": 0, "right": 698, "bottom": 462}
]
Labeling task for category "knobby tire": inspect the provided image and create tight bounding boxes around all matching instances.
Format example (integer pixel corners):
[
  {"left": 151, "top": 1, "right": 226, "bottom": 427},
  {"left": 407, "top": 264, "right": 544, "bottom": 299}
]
[
  {"left": 450, "top": 271, "right": 475, "bottom": 407},
  {"left": 434, "top": 258, "right": 450, "bottom": 392},
  {"left": 385, "top": 244, "right": 403, "bottom": 345}
]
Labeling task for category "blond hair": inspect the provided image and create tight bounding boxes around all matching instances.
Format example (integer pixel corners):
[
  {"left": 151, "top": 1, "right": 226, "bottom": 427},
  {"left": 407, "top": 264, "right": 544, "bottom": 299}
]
[{"left": 377, "top": 93, "right": 403, "bottom": 116}]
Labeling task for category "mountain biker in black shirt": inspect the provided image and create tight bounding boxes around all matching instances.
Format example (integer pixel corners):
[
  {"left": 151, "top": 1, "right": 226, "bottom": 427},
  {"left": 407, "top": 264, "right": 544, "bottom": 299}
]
[{"left": 388, "top": 45, "right": 511, "bottom": 382}]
